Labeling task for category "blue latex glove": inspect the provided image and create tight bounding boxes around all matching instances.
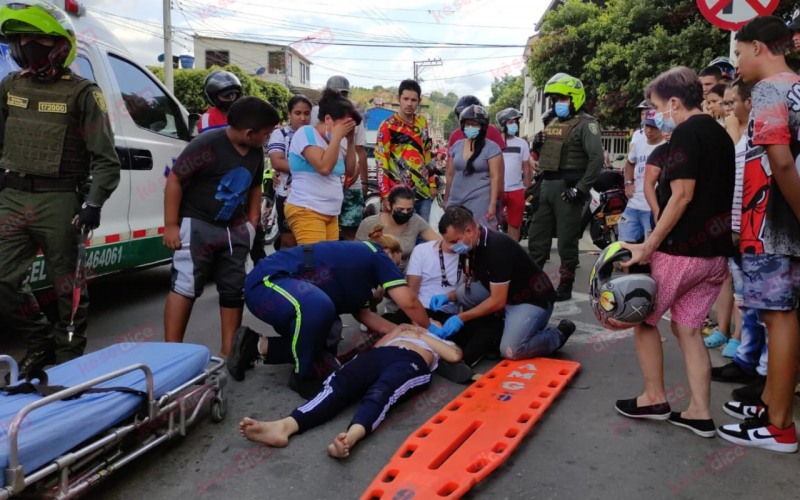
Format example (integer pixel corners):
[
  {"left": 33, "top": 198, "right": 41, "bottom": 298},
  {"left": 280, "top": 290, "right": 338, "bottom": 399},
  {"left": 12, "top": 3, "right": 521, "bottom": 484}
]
[
  {"left": 441, "top": 315, "right": 464, "bottom": 339},
  {"left": 429, "top": 294, "right": 451, "bottom": 312},
  {"left": 428, "top": 323, "right": 445, "bottom": 338}
]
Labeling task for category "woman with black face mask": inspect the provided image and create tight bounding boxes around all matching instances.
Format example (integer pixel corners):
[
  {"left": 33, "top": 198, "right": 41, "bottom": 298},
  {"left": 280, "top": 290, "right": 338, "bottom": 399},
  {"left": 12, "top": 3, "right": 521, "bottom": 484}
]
[{"left": 356, "top": 186, "right": 440, "bottom": 272}]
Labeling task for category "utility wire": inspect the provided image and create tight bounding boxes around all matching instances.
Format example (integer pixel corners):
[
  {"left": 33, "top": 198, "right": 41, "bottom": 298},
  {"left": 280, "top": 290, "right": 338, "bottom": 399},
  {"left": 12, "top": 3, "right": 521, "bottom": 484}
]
[
  {"left": 96, "top": 4, "right": 528, "bottom": 49},
  {"left": 90, "top": 6, "right": 524, "bottom": 85},
  {"left": 177, "top": 0, "right": 441, "bottom": 45},
  {"left": 91, "top": 12, "right": 195, "bottom": 53},
  {"left": 100, "top": 3, "right": 432, "bottom": 47},
  {"left": 212, "top": 0, "right": 534, "bottom": 30},
  {"left": 177, "top": 7, "right": 402, "bottom": 86}
]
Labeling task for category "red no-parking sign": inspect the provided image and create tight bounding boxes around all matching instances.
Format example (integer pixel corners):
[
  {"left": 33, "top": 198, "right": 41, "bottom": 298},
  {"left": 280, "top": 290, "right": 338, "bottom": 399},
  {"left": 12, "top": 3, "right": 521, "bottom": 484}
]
[{"left": 698, "top": 0, "right": 780, "bottom": 31}]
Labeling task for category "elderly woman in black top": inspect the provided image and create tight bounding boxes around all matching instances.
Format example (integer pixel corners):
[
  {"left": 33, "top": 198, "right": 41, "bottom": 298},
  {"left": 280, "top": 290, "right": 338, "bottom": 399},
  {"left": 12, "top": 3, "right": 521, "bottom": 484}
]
[{"left": 616, "top": 66, "right": 735, "bottom": 438}]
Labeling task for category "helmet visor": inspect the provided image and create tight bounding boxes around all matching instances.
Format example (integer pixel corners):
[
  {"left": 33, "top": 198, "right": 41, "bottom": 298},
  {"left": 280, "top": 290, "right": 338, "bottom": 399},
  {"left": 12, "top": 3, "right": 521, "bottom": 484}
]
[{"left": 218, "top": 89, "right": 240, "bottom": 100}]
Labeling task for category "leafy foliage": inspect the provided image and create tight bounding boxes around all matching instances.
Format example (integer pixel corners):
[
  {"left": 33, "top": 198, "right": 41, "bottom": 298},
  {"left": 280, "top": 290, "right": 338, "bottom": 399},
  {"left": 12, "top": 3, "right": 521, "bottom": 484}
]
[
  {"left": 487, "top": 75, "right": 524, "bottom": 122},
  {"left": 528, "top": 0, "right": 799, "bottom": 129},
  {"left": 429, "top": 91, "right": 460, "bottom": 108},
  {"left": 442, "top": 110, "right": 459, "bottom": 142},
  {"left": 148, "top": 64, "right": 292, "bottom": 120}
]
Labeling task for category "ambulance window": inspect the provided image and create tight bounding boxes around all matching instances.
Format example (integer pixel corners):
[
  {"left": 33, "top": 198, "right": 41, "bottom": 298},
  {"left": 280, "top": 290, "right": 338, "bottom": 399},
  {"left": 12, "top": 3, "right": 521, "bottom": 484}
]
[
  {"left": 108, "top": 54, "right": 182, "bottom": 139},
  {"left": 70, "top": 56, "right": 95, "bottom": 81},
  {"left": 0, "top": 42, "right": 21, "bottom": 81}
]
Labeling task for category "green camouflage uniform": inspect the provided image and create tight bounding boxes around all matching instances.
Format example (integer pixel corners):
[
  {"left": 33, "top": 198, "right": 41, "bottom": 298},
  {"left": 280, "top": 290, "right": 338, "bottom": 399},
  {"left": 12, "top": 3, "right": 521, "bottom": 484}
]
[
  {"left": 527, "top": 111, "right": 603, "bottom": 286},
  {"left": 0, "top": 69, "right": 119, "bottom": 362}
]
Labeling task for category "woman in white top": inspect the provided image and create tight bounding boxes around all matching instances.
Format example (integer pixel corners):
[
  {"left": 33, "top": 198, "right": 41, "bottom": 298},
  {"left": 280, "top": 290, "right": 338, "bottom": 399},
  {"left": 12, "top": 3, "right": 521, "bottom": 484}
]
[
  {"left": 406, "top": 239, "right": 461, "bottom": 317},
  {"left": 284, "top": 88, "right": 359, "bottom": 244},
  {"left": 267, "top": 94, "right": 313, "bottom": 250}
]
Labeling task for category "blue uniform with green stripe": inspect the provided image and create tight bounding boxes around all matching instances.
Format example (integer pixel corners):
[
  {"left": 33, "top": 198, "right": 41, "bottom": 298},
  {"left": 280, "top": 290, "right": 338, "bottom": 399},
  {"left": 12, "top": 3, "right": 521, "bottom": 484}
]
[{"left": 244, "top": 241, "right": 407, "bottom": 378}]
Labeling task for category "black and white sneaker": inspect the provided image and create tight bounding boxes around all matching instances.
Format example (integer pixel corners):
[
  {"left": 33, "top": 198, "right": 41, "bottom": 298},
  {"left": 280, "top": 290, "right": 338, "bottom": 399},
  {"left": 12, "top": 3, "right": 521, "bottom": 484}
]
[
  {"left": 723, "top": 401, "right": 764, "bottom": 421},
  {"left": 718, "top": 412, "right": 798, "bottom": 453},
  {"left": 227, "top": 326, "right": 262, "bottom": 381},
  {"left": 667, "top": 412, "right": 716, "bottom": 438},
  {"left": 615, "top": 398, "right": 671, "bottom": 420}
]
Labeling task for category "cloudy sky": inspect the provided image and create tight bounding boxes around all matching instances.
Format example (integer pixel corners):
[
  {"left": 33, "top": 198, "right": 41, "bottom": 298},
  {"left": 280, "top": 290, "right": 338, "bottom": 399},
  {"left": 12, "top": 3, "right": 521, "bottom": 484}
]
[{"left": 79, "top": 0, "right": 549, "bottom": 103}]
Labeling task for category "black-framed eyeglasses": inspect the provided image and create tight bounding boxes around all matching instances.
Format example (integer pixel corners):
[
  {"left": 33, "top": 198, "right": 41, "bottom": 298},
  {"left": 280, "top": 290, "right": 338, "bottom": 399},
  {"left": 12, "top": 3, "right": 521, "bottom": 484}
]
[{"left": 393, "top": 207, "right": 414, "bottom": 214}]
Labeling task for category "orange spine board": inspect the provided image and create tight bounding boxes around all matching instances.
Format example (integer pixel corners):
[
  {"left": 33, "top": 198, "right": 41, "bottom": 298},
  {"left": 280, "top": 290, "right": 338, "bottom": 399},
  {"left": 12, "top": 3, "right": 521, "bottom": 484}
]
[{"left": 360, "top": 357, "right": 581, "bottom": 500}]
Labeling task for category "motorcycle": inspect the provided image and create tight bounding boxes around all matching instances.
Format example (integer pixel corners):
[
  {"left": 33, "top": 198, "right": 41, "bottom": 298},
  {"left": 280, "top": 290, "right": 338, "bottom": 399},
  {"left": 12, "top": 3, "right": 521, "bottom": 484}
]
[
  {"left": 498, "top": 197, "right": 535, "bottom": 239},
  {"left": 259, "top": 170, "right": 279, "bottom": 247},
  {"left": 581, "top": 158, "right": 628, "bottom": 250}
]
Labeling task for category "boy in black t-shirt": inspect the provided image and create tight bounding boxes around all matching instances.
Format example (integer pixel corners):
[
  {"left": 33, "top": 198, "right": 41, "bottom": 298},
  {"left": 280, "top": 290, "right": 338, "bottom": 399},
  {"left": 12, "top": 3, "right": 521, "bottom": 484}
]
[
  {"left": 427, "top": 206, "right": 575, "bottom": 360},
  {"left": 163, "top": 97, "right": 280, "bottom": 358}
]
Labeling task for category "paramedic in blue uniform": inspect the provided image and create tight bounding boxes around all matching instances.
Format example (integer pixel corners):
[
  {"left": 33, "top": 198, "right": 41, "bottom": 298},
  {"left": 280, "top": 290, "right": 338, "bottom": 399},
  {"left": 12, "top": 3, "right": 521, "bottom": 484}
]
[{"left": 227, "top": 240, "right": 433, "bottom": 398}]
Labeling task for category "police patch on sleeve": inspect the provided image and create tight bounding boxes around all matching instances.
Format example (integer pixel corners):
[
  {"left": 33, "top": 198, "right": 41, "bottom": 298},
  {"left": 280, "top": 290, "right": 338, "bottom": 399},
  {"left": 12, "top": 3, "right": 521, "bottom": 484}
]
[
  {"left": 589, "top": 122, "right": 600, "bottom": 135},
  {"left": 92, "top": 91, "right": 108, "bottom": 114}
]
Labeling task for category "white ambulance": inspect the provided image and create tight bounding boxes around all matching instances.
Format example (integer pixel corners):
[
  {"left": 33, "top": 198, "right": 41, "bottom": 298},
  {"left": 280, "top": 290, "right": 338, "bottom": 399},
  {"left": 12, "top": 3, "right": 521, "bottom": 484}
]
[{"left": 0, "top": 0, "right": 200, "bottom": 291}]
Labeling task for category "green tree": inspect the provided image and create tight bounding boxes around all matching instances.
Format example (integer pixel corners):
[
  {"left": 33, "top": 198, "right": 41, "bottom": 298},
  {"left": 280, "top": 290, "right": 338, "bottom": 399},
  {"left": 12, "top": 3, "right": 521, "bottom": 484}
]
[
  {"left": 487, "top": 75, "right": 524, "bottom": 121},
  {"left": 442, "top": 110, "right": 459, "bottom": 141},
  {"left": 148, "top": 65, "right": 292, "bottom": 120},
  {"left": 429, "top": 90, "right": 459, "bottom": 108},
  {"left": 529, "top": 0, "right": 799, "bottom": 129}
]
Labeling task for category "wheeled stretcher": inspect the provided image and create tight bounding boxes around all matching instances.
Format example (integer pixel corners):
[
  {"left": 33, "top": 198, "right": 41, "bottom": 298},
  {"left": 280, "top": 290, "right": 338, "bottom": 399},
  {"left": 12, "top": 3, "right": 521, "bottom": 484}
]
[{"left": 0, "top": 343, "right": 227, "bottom": 499}]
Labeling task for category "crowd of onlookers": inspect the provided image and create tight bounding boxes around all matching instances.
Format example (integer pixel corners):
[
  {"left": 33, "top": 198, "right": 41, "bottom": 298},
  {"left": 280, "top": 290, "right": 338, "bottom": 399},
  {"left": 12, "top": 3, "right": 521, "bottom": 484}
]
[
  {"left": 610, "top": 16, "right": 800, "bottom": 453},
  {"left": 163, "top": 15, "right": 800, "bottom": 455}
]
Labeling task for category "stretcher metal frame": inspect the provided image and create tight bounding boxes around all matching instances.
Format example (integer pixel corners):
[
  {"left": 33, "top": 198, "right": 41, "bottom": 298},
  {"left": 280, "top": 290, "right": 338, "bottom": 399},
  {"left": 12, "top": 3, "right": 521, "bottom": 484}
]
[{"left": 0, "top": 354, "right": 227, "bottom": 500}]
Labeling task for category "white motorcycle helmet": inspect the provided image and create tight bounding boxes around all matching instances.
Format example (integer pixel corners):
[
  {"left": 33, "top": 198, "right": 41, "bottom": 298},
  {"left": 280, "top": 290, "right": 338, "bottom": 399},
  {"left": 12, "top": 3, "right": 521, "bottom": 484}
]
[
  {"left": 589, "top": 242, "right": 658, "bottom": 331},
  {"left": 364, "top": 193, "right": 382, "bottom": 218}
]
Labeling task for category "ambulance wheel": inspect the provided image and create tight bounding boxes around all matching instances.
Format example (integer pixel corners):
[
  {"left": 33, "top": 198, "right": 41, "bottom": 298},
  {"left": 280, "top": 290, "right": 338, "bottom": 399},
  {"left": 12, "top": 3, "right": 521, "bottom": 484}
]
[{"left": 210, "top": 396, "right": 226, "bottom": 423}]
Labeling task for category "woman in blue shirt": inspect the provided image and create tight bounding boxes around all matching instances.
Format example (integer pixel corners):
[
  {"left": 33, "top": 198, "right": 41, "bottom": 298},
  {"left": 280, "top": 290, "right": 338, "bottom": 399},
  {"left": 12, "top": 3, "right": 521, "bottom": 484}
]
[{"left": 228, "top": 233, "right": 431, "bottom": 398}]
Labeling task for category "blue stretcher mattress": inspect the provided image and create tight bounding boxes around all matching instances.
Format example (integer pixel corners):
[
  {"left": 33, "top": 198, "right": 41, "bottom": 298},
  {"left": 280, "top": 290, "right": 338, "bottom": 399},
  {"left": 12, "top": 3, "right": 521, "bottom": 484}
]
[{"left": 1, "top": 343, "right": 210, "bottom": 475}]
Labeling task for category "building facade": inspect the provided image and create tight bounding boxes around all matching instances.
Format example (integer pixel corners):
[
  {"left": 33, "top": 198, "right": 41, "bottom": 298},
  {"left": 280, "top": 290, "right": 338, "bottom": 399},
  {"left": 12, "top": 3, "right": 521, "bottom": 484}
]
[{"left": 193, "top": 36, "right": 312, "bottom": 89}]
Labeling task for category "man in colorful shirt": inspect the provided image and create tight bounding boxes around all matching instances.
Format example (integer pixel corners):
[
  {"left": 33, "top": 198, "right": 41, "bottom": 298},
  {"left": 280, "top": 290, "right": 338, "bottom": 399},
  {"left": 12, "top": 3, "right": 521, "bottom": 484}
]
[
  {"left": 718, "top": 16, "right": 800, "bottom": 454},
  {"left": 376, "top": 79, "right": 435, "bottom": 221}
]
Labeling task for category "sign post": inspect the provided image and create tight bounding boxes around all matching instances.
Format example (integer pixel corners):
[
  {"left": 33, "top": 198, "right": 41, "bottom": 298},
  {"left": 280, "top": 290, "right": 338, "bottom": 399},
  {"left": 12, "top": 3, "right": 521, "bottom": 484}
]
[
  {"left": 697, "top": 0, "right": 780, "bottom": 31},
  {"left": 697, "top": 1, "right": 780, "bottom": 67}
]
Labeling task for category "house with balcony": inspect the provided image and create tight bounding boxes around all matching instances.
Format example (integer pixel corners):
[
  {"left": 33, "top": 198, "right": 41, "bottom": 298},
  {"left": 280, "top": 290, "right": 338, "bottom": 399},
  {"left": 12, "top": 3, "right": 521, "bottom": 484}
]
[{"left": 192, "top": 36, "right": 317, "bottom": 97}]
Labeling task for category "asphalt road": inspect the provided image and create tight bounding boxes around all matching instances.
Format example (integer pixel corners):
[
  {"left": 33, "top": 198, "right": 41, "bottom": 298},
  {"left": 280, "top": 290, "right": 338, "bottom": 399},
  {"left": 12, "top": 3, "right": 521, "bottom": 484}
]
[{"left": 2, "top": 238, "right": 799, "bottom": 500}]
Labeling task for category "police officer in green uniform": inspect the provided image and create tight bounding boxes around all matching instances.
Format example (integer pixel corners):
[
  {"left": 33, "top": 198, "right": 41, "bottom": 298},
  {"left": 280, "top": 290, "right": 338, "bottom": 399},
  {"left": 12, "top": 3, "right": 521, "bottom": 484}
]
[
  {"left": 527, "top": 73, "right": 602, "bottom": 301},
  {"left": 0, "top": 1, "right": 119, "bottom": 379}
]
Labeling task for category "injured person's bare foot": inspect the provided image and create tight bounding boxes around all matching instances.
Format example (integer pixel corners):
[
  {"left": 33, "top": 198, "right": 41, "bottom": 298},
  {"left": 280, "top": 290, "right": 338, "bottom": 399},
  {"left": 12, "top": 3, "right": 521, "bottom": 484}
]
[
  {"left": 239, "top": 417, "right": 298, "bottom": 447},
  {"left": 327, "top": 424, "right": 367, "bottom": 459},
  {"left": 327, "top": 432, "right": 351, "bottom": 458}
]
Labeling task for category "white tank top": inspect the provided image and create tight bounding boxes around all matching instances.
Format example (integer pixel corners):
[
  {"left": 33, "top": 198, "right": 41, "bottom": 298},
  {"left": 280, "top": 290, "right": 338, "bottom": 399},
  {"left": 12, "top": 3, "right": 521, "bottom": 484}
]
[{"left": 385, "top": 333, "right": 452, "bottom": 371}]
